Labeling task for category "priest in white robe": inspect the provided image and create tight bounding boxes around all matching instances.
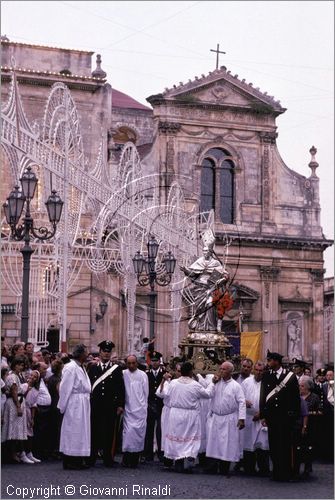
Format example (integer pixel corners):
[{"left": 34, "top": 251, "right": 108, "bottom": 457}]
[
  {"left": 206, "top": 361, "right": 246, "bottom": 475},
  {"left": 155, "top": 364, "right": 182, "bottom": 469},
  {"left": 57, "top": 344, "right": 91, "bottom": 470},
  {"left": 122, "top": 355, "right": 149, "bottom": 468},
  {"left": 196, "top": 373, "right": 214, "bottom": 457},
  {"left": 164, "top": 362, "right": 214, "bottom": 472},
  {"left": 241, "top": 361, "right": 270, "bottom": 476}
]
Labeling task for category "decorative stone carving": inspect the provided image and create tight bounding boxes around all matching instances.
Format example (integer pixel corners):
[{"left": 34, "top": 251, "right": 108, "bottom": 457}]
[
  {"left": 309, "top": 268, "right": 325, "bottom": 282},
  {"left": 260, "top": 266, "right": 280, "bottom": 308},
  {"left": 91, "top": 54, "right": 107, "bottom": 79},
  {"left": 308, "top": 145, "right": 319, "bottom": 177},
  {"left": 262, "top": 144, "right": 270, "bottom": 221},
  {"left": 158, "top": 121, "right": 181, "bottom": 134},
  {"left": 279, "top": 297, "right": 311, "bottom": 313},
  {"left": 167, "top": 105, "right": 271, "bottom": 124},
  {"left": 259, "top": 131, "right": 278, "bottom": 144},
  {"left": 260, "top": 266, "right": 280, "bottom": 280},
  {"left": 166, "top": 138, "right": 175, "bottom": 173},
  {"left": 264, "top": 282, "right": 271, "bottom": 309},
  {"left": 210, "top": 83, "right": 230, "bottom": 102}
]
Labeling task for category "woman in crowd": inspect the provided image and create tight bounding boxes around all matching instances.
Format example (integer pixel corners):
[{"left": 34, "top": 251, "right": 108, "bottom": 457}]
[
  {"left": 1, "top": 343, "right": 10, "bottom": 368},
  {"left": 24, "top": 370, "right": 41, "bottom": 463},
  {"left": 300, "top": 376, "right": 321, "bottom": 412},
  {"left": 1, "top": 367, "right": 9, "bottom": 422},
  {"left": 10, "top": 343, "right": 30, "bottom": 383},
  {"left": 297, "top": 376, "right": 321, "bottom": 477},
  {"left": 1, "top": 356, "right": 30, "bottom": 463},
  {"left": 10, "top": 342, "right": 26, "bottom": 361}
]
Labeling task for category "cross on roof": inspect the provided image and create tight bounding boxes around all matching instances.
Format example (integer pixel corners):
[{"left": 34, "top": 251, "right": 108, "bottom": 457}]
[{"left": 210, "top": 43, "right": 226, "bottom": 70}]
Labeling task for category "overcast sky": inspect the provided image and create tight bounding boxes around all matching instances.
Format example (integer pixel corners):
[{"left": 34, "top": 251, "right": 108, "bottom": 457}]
[{"left": 2, "top": 0, "right": 334, "bottom": 276}]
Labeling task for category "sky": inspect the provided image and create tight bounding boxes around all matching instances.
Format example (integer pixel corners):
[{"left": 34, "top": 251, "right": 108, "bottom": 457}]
[{"left": 1, "top": 0, "right": 334, "bottom": 276}]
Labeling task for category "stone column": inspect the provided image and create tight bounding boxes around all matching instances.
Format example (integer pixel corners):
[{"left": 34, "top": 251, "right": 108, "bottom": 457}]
[
  {"left": 259, "top": 266, "right": 281, "bottom": 355},
  {"left": 310, "top": 268, "right": 325, "bottom": 369},
  {"left": 158, "top": 121, "right": 181, "bottom": 203}
]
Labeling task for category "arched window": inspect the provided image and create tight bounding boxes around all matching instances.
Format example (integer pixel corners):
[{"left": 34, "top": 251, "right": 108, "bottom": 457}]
[
  {"left": 200, "top": 158, "right": 215, "bottom": 213},
  {"left": 200, "top": 148, "right": 234, "bottom": 224}
]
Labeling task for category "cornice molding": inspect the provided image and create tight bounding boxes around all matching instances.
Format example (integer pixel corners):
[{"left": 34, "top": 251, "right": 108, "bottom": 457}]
[
  {"left": 259, "top": 266, "right": 281, "bottom": 281},
  {"left": 216, "top": 232, "right": 333, "bottom": 251}
]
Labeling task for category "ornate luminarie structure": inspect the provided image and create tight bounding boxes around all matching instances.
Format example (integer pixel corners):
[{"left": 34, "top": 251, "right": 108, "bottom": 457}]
[{"left": 0, "top": 64, "right": 221, "bottom": 352}]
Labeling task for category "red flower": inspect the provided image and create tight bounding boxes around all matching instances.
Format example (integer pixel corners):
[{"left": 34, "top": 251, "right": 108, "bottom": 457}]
[{"left": 212, "top": 290, "right": 234, "bottom": 319}]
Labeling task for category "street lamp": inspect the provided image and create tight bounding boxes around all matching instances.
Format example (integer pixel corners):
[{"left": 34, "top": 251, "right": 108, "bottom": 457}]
[
  {"left": 132, "top": 235, "right": 176, "bottom": 342},
  {"left": 3, "top": 166, "right": 63, "bottom": 343}
]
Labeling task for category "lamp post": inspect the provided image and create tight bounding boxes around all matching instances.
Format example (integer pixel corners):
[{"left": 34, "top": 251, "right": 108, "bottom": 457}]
[
  {"left": 132, "top": 235, "right": 176, "bottom": 342},
  {"left": 3, "top": 166, "right": 63, "bottom": 343}
]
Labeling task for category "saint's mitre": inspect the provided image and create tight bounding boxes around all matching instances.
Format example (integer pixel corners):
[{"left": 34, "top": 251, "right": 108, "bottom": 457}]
[{"left": 201, "top": 228, "right": 216, "bottom": 250}]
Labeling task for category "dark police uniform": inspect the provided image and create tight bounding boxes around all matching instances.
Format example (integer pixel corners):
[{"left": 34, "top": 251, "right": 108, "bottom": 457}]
[
  {"left": 313, "top": 369, "right": 327, "bottom": 411},
  {"left": 312, "top": 368, "right": 328, "bottom": 458},
  {"left": 87, "top": 341, "right": 125, "bottom": 466},
  {"left": 144, "top": 352, "right": 165, "bottom": 461},
  {"left": 260, "top": 353, "right": 301, "bottom": 481}
]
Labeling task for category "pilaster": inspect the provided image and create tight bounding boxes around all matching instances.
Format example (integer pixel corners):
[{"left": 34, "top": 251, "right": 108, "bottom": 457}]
[
  {"left": 260, "top": 131, "right": 277, "bottom": 230},
  {"left": 310, "top": 268, "right": 325, "bottom": 369},
  {"left": 259, "top": 266, "right": 280, "bottom": 354}
]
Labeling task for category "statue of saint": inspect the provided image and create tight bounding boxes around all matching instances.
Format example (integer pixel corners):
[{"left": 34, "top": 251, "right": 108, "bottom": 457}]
[
  {"left": 133, "top": 319, "right": 144, "bottom": 354},
  {"left": 180, "top": 229, "right": 229, "bottom": 332},
  {"left": 287, "top": 319, "right": 302, "bottom": 359}
]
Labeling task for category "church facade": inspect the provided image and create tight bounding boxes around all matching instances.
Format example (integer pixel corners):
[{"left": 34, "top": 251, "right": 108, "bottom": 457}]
[{"left": 0, "top": 39, "right": 333, "bottom": 369}]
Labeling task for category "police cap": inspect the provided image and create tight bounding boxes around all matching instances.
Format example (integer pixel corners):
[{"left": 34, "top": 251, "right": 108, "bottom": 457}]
[
  {"left": 98, "top": 340, "right": 115, "bottom": 352},
  {"left": 266, "top": 350, "right": 284, "bottom": 362},
  {"left": 293, "top": 358, "right": 307, "bottom": 368},
  {"left": 148, "top": 351, "right": 162, "bottom": 361}
]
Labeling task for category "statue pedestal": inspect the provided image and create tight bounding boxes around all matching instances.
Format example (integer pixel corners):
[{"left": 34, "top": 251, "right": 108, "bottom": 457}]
[{"left": 178, "top": 331, "right": 232, "bottom": 375}]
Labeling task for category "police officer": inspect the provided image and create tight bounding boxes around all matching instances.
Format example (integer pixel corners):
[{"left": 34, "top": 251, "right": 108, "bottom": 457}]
[
  {"left": 144, "top": 351, "right": 165, "bottom": 462},
  {"left": 259, "top": 351, "right": 301, "bottom": 481},
  {"left": 87, "top": 341, "right": 125, "bottom": 467},
  {"left": 292, "top": 358, "right": 307, "bottom": 381},
  {"left": 313, "top": 368, "right": 327, "bottom": 409}
]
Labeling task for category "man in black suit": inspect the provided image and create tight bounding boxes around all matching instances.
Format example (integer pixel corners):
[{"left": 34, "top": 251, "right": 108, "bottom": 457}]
[
  {"left": 144, "top": 351, "right": 165, "bottom": 462},
  {"left": 259, "top": 351, "right": 301, "bottom": 481},
  {"left": 87, "top": 340, "right": 125, "bottom": 467},
  {"left": 292, "top": 358, "right": 307, "bottom": 381}
]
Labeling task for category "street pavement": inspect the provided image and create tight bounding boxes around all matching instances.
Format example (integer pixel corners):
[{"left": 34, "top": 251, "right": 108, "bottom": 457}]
[{"left": 1, "top": 457, "right": 333, "bottom": 500}]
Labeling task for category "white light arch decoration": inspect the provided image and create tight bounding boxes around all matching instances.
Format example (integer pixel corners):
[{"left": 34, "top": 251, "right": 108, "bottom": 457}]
[{"left": 1, "top": 71, "right": 229, "bottom": 353}]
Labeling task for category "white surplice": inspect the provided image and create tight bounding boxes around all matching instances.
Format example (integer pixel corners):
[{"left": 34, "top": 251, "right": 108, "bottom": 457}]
[
  {"left": 206, "top": 378, "right": 246, "bottom": 462},
  {"left": 197, "top": 373, "right": 214, "bottom": 453},
  {"left": 241, "top": 376, "right": 269, "bottom": 451},
  {"left": 57, "top": 360, "right": 91, "bottom": 456},
  {"left": 122, "top": 368, "right": 149, "bottom": 452},
  {"left": 164, "top": 377, "right": 213, "bottom": 460},
  {"left": 155, "top": 379, "right": 171, "bottom": 452}
]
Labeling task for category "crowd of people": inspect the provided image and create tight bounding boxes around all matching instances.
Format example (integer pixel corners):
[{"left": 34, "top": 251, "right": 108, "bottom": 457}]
[{"left": 1, "top": 338, "right": 334, "bottom": 483}]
